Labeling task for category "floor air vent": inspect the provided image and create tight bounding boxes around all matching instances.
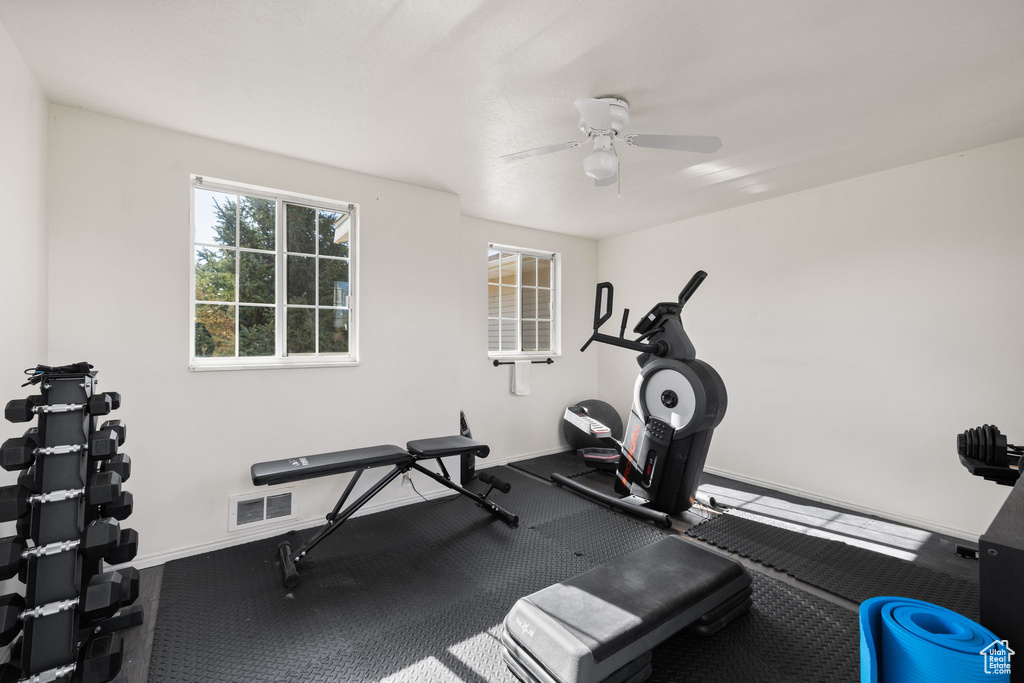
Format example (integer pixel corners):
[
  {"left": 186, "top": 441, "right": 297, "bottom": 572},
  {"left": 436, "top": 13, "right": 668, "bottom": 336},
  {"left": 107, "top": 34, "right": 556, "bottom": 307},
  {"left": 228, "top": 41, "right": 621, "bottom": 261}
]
[{"left": 229, "top": 488, "right": 297, "bottom": 531}]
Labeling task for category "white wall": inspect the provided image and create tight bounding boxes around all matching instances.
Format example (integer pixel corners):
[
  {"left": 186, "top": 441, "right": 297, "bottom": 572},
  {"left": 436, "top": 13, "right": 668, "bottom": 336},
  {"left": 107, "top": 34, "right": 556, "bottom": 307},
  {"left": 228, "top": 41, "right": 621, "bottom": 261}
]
[
  {"left": 459, "top": 216, "right": 598, "bottom": 463},
  {"left": 0, "top": 21, "right": 47, "bottom": 409},
  {"left": 47, "top": 107, "right": 466, "bottom": 564},
  {"left": 598, "top": 137, "right": 1024, "bottom": 539},
  {"left": 0, "top": 20, "right": 47, "bottom": 598}
]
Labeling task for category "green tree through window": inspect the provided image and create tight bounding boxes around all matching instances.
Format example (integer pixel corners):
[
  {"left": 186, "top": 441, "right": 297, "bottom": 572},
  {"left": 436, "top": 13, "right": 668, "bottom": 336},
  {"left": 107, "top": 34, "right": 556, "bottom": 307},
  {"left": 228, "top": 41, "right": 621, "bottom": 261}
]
[{"left": 192, "top": 179, "right": 354, "bottom": 366}]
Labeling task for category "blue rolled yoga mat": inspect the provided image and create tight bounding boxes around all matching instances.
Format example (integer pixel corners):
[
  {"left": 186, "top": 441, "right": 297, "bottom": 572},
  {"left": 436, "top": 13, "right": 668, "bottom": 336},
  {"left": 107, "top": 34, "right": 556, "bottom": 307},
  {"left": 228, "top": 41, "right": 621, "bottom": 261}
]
[{"left": 860, "top": 596, "right": 1010, "bottom": 682}]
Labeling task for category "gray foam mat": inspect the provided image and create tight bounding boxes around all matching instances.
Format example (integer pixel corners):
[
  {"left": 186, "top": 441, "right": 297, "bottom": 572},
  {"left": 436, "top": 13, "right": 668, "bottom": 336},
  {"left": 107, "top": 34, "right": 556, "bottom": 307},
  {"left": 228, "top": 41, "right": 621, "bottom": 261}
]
[
  {"left": 148, "top": 467, "right": 861, "bottom": 682},
  {"left": 650, "top": 570, "right": 859, "bottom": 683},
  {"left": 686, "top": 512, "right": 980, "bottom": 620},
  {"left": 508, "top": 450, "right": 595, "bottom": 481}
]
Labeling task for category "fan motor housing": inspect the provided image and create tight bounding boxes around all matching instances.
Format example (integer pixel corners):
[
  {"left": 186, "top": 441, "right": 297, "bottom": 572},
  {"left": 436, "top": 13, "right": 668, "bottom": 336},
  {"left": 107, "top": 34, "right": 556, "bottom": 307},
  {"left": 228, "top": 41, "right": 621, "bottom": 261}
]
[{"left": 579, "top": 97, "right": 629, "bottom": 137}]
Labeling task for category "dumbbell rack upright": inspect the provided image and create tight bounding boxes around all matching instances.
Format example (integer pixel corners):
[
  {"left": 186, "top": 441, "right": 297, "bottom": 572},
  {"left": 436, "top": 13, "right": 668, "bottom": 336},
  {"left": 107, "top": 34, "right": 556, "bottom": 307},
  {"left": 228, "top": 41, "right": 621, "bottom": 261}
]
[{"left": 0, "top": 363, "right": 141, "bottom": 683}]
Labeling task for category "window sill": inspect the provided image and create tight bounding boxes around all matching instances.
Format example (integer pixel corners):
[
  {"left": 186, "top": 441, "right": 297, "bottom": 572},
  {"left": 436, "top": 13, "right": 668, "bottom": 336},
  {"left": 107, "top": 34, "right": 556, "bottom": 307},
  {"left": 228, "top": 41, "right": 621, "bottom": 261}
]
[
  {"left": 487, "top": 353, "right": 561, "bottom": 362},
  {"left": 190, "top": 357, "right": 359, "bottom": 372}
]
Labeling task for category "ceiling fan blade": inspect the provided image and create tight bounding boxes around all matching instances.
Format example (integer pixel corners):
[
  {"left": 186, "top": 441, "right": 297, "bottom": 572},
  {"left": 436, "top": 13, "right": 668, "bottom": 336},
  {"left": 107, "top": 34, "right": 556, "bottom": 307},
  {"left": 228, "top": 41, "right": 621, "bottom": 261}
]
[
  {"left": 499, "top": 140, "right": 583, "bottom": 163},
  {"left": 626, "top": 134, "right": 722, "bottom": 153},
  {"left": 595, "top": 172, "right": 617, "bottom": 187},
  {"left": 575, "top": 98, "right": 613, "bottom": 131}
]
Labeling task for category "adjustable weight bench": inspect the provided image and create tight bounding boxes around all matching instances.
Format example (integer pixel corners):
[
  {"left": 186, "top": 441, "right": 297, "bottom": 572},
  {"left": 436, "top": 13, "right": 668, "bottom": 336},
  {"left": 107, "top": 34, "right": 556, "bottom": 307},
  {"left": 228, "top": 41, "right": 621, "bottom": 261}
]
[{"left": 251, "top": 435, "right": 518, "bottom": 588}]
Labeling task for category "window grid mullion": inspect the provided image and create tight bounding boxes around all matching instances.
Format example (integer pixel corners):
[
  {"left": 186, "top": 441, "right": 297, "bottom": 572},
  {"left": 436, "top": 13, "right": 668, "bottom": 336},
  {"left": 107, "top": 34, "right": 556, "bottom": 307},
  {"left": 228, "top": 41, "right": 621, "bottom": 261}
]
[
  {"left": 516, "top": 254, "right": 523, "bottom": 353},
  {"left": 314, "top": 211, "right": 320, "bottom": 356},
  {"left": 234, "top": 197, "right": 240, "bottom": 358},
  {"left": 277, "top": 200, "right": 286, "bottom": 358}
]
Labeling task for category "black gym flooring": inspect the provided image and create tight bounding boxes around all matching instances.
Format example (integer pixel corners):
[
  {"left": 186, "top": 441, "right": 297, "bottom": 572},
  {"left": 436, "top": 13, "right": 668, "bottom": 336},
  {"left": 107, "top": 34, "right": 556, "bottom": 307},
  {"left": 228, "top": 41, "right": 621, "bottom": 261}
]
[{"left": 111, "top": 453, "right": 979, "bottom": 682}]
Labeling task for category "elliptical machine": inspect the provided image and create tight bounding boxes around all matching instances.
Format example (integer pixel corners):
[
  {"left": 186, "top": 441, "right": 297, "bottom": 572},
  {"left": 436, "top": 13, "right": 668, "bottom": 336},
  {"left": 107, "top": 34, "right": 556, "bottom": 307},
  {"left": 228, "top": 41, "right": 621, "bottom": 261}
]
[{"left": 557, "top": 270, "right": 727, "bottom": 527}]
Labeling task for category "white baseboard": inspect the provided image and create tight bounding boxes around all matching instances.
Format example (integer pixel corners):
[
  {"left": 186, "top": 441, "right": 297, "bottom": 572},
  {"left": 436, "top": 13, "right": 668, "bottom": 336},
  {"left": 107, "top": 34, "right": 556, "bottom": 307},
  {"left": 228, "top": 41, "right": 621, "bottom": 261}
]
[
  {"left": 704, "top": 465, "right": 975, "bottom": 542},
  {"left": 124, "top": 488, "right": 457, "bottom": 571}
]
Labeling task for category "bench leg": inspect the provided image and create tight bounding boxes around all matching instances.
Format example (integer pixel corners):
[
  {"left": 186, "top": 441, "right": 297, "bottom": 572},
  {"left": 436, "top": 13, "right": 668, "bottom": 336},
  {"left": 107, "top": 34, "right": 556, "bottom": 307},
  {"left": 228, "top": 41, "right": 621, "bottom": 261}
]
[
  {"left": 410, "top": 462, "right": 519, "bottom": 527},
  {"left": 278, "top": 463, "right": 408, "bottom": 587}
]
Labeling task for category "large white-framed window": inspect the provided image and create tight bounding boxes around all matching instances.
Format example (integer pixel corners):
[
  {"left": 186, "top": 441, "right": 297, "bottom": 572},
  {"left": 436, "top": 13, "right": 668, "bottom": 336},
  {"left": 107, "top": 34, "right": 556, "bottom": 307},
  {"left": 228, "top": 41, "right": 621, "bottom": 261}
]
[
  {"left": 190, "top": 175, "right": 358, "bottom": 371},
  {"left": 487, "top": 243, "right": 560, "bottom": 357}
]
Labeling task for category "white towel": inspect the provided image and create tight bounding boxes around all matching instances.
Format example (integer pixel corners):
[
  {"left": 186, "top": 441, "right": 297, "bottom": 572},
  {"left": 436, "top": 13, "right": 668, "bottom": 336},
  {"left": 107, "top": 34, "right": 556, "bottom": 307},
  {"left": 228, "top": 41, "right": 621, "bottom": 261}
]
[{"left": 512, "top": 361, "right": 531, "bottom": 396}]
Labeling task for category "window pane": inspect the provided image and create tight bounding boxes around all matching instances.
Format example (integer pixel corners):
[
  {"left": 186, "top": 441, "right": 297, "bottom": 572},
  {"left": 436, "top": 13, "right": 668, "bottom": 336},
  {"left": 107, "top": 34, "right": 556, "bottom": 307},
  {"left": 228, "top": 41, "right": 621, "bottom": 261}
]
[
  {"left": 537, "top": 257, "right": 551, "bottom": 287},
  {"left": 195, "top": 189, "right": 236, "bottom": 246},
  {"left": 239, "top": 306, "right": 275, "bottom": 357},
  {"left": 487, "top": 250, "right": 500, "bottom": 284},
  {"left": 488, "top": 284, "right": 499, "bottom": 317},
  {"left": 500, "top": 285, "right": 516, "bottom": 317},
  {"left": 319, "top": 211, "right": 350, "bottom": 258},
  {"left": 287, "top": 255, "right": 315, "bottom": 305},
  {"left": 319, "top": 259, "right": 349, "bottom": 307},
  {"left": 500, "top": 252, "right": 518, "bottom": 285},
  {"left": 522, "top": 320, "right": 537, "bottom": 352},
  {"left": 538, "top": 320, "right": 551, "bottom": 351},
  {"left": 521, "top": 287, "right": 537, "bottom": 319},
  {"left": 488, "top": 319, "right": 499, "bottom": 351},
  {"left": 195, "top": 248, "right": 236, "bottom": 302},
  {"left": 522, "top": 256, "right": 537, "bottom": 287},
  {"left": 286, "top": 204, "right": 316, "bottom": 254},
  {"left": 195, "top": 304, "right": 235, "bottom": 357},
  {"left": 286, "top": 308, "right": 316, "bottom": 355},
  {"left": 538, "top": 288, "right": 551, "bottom": 320},
  {"left": 500, "top": 319, "right": 517, "bottom": 351},
  {"left": 319, "top": 308, "right": 349, "bottom": 354},
  {"left": 239, "top": 197, "right": 275, "bottom": 250},
  {"left": 239, "top": 252, "right": 275, "bottom": 304}
]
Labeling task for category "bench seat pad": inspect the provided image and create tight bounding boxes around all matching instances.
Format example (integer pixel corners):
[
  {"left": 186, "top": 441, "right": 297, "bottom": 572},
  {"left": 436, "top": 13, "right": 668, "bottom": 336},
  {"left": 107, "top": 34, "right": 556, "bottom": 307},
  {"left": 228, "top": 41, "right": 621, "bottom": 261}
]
[
  {"left": 502, "top": 535, "right": 751, "bottom": 683},
  {"left": 406, "top": 435, "right": 490, "bottom": 459},
  {"left": 251, "top": 445, "right": 409, "bottom": 486}
]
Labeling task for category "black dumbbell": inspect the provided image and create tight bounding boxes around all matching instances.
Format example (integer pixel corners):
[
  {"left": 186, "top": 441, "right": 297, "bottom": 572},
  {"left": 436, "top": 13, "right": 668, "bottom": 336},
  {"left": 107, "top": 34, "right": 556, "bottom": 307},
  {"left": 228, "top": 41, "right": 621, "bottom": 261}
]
[
  {"left": 4, "top": 397, "right": 42, "bottom": 424},
  {"left": 101, "top": 491, "right": 134, "bottom": 521},
  {"left": 0, "top": 471, "right": 123, "bottom": 522},
  {"left": 88, "top": 427, "right": 121, "bottom": 460},
  {"left": 0, "top": 567, "right": 139, "bottom": 644},
  {"left": 87, "top": 392, "right": 120, "bottom": 417},
  {"left": 105, "top": 528, "right": 138, "bottom": 565},
  {"left": 958, "top": 424, "right": 1023, "bottom": 468},
  {"left": 99, "top": 419, "right": 126, "bottom": 447},
  {"left": 0, "top": 433, "right": 38, "bottom": 472},
  {"left": 101, "top": 454, "right": 131, "bottom": 482},
  {"left": 79, "top": 632, "right": 124, "bottom": 683},
  {"left": 0, "top": 519, "right": 122, "bottom": 579}
]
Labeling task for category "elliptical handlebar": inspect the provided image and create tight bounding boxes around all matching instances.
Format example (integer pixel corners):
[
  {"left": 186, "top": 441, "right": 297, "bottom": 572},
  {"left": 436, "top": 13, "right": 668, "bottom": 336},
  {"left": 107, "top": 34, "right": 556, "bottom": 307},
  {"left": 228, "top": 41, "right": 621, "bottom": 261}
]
[
  {"left": 580, "top": 281, "right": 667, "bottom": 355},
  {"left": 678, "top": 270, "right": 707, "bottom": 306}
]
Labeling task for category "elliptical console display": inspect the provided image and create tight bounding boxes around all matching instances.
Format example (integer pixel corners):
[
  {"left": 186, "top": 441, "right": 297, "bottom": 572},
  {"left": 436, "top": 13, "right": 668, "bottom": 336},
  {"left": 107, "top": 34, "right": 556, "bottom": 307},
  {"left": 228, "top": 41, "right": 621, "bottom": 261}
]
[{"left": 559, "top": 271, "right": 727, "bottom": 525}]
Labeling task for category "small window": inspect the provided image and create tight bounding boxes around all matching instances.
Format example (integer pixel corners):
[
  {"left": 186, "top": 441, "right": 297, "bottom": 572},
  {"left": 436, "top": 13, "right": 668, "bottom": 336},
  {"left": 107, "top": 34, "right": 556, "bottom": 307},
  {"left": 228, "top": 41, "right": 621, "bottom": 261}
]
[
  {"left": 191, "top": 176, "right": 357, "bottom": 370},
  {"left": 487, "top": 244, "right": 559, "bottom": 356}
]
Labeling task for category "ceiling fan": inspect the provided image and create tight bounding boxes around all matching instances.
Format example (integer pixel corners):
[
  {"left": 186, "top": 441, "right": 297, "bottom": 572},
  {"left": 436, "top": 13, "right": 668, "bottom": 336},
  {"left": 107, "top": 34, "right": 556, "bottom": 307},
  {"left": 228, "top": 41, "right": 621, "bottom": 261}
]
[{"left": 499, "top": 97, "right": 722, "bottom": 187}]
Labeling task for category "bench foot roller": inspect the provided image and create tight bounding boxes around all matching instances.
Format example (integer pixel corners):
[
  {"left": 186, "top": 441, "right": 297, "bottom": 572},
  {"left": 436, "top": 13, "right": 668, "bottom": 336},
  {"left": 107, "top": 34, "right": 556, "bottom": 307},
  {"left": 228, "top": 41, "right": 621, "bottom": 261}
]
[{"left": 501, "top": 536, "right": 752, "bottom": 683}]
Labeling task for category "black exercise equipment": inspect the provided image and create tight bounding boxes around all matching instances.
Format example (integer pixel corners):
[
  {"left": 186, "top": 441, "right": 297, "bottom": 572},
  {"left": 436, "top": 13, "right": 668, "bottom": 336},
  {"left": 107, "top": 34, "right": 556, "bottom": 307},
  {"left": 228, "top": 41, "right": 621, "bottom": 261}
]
[
  {"left": 0, "top": 362, "right": 140, "bottom": 681},
  {"left": 958, "top": 423, "right": 1024, "bottom": 677},
  {"left": 0, "top": 471, "right": 122, "bottom": 522},
  {"left": 957, "top": 423, "right": 1021, "bottom": 486},
  {"left": 0, "top": 567, "right": 138, "bottom": 645},
  {"left": 251, "top": 435, "right": 519, "bottom": 588},
  {"left": 502, "top": 536, "right": 752, "bottom": 683},
  {"left": 0, "top": 519, "right": 122, "bottom": 580},
  {"left": 556, "top": 271, "right": 727, "bottom": 527},
  {"left": 561, "top": 399, "right": 623, "bottom": 451}
]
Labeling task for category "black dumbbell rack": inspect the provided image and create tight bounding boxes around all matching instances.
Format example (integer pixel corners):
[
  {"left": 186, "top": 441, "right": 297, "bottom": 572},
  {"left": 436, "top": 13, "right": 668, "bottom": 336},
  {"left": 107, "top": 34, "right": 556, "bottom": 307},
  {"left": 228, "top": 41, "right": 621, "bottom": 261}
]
[{"left": 0, "top": 363, "right": 142, "bottom": 683}]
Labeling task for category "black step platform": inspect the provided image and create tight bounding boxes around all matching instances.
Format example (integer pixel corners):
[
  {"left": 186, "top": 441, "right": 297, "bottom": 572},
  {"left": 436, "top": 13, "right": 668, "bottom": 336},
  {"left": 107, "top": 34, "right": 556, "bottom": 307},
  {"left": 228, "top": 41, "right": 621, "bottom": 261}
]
[{"left": 502, "top": 535, "right": 752, "bottom": 683}]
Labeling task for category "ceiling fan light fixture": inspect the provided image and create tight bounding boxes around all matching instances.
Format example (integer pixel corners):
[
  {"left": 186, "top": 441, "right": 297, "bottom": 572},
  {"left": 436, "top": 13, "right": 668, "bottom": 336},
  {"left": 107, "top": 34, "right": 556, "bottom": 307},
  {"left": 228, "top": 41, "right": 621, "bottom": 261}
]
[{"left": 583, "top": 148, "right": 618, "bottom": 181}]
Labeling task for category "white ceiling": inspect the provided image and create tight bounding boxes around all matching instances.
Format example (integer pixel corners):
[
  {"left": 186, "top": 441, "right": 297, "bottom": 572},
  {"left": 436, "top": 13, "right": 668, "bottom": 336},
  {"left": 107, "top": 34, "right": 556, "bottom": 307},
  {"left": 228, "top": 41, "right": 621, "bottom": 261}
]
[{"left": 2, "top": 1, "right": 1023, "bottom": 239}]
